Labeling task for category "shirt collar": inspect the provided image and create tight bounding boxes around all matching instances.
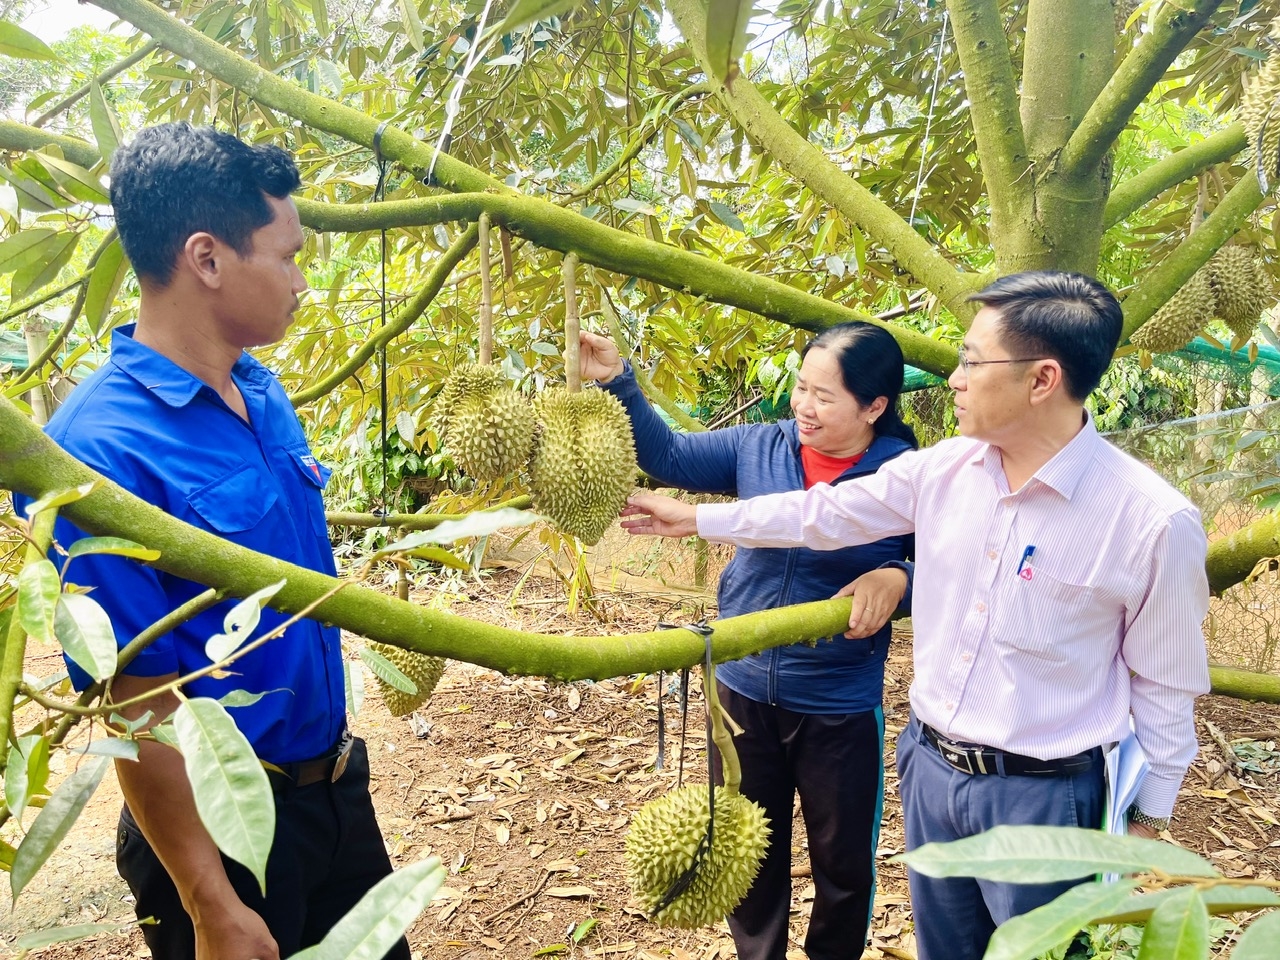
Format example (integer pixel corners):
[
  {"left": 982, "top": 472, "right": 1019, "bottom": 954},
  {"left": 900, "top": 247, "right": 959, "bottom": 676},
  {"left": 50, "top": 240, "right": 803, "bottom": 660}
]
[
  {"left": 969, "top": 411, "right": 1100, "bottom": 500},
  {"left": 110, "top": 324, "right": 269, "bottom": 407}
]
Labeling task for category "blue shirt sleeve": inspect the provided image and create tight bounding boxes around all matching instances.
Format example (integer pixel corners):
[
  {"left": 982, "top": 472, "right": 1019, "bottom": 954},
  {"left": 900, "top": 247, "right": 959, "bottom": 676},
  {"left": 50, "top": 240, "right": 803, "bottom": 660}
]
[{"left": 601, "top": 363, "right": 752, "bottom": 495}]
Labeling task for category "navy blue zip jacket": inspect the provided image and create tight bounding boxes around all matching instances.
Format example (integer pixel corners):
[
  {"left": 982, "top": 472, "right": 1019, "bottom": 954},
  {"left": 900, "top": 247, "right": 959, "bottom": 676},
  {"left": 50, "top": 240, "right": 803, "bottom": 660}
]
[{"left": 602, "top": 364, "right": 913, "bottom": 714}]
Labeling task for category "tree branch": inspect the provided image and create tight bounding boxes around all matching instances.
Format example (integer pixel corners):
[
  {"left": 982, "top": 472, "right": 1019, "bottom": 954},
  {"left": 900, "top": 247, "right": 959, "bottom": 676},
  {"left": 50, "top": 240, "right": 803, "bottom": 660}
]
[
  {"left": 0, "top": 271, "right": 87, "bottom": 327},
  {"left": 293, "top": 194, "right": 959, "bottom": 378},
  {"left": 287, "top": 225, "right": 478, "bottom": 407},
  {"left": 1059, "top": 0, "right": 1224, "bottom": 181},
  {"left": 326, "top": 496, "right": 535, "bottom": 531},
  {"left": 0, "top": 121, "right": 99, "bottom": 166},
  {"left": 945, "top": 0, "right": 1032, "bottom": 247},
  {"left": 0, "top": 393, "right": 869, "bottom": 679},
  {"left": 31, "top": 40, "right": 159, "bottom": 128},
  {"left": 1121, "top": 174, "right": 1264, "bottom": 342},
  {"left": 667, "top": 0, "right": 979, "bottom": 321},
  {"left": 1104, "top": 123, "right": 1247, "bottom": 229}
]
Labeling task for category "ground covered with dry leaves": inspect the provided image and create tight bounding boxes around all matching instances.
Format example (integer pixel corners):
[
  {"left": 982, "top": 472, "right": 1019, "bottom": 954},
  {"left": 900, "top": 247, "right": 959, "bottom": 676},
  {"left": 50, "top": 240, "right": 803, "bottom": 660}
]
[{"left": 3, "top": 568, "right": 1278, "bottom": 960}]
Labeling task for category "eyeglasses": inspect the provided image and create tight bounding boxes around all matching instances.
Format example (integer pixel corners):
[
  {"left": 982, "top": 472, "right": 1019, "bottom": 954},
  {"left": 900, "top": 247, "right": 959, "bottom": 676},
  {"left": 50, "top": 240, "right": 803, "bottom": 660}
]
[{"left": 956, "top": 347, "right": 1047, "bottom": 373}]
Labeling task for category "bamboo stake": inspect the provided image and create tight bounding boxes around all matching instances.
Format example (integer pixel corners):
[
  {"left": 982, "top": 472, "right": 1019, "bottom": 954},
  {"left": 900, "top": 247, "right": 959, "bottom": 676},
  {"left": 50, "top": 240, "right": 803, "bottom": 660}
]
[
  {"left": 478, "top": 213, "right": 494, "bottom": 366},
  {"left": 563, "top": 253, "right": 580, "bottom": 393}
]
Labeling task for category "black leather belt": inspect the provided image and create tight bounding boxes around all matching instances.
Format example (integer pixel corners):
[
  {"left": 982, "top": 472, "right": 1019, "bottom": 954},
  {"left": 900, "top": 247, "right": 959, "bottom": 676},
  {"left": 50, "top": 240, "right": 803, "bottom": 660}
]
[
  {"left": 921, "top": 723, "right": 1097, "bottom": 777},
  {"left": 264, "top": 730, "right": 354, "bottom": 792}
]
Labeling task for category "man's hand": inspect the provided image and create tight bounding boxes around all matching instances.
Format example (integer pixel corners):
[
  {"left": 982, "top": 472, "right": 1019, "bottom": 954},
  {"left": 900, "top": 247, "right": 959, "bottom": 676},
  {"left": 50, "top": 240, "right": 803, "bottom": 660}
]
[
  {"left": 1127, "top": 820, "right": 1160, "bottom": 841},
  {"left": 620, "top": 494, "right": 698, "bottom": 538},
  {"left": 578, "top": 331, "right": 625, "bottom": 383},
  {"left": 191, "top": 896, "right": 279, "bottom": 960},
  {"left": 835, "top": 567, "right": 908, "bottom": 639}
]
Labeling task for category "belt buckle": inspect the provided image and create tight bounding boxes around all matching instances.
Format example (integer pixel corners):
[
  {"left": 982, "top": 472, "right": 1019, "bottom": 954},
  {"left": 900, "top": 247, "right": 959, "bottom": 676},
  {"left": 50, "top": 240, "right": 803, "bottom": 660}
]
[
  {"left": 934, "top": 735, "right": 977, "bottom": 775},
  {"left": 331, "top": 730, "right": 354, "bottom": 783}
]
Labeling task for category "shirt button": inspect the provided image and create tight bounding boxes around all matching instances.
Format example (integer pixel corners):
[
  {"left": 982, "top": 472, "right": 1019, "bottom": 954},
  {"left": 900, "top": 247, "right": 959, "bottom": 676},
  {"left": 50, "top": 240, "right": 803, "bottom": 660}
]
[
  {"left": 961, "top": 652, "right": 972, "bottom": 662},
  {"left": 976, "top": 601, "right": 987, "bottom": 612},
  {"left": 987, "top": 550, "right": 997, "bottom": 560},
  {"left": 945, "top": 701, "right": 955, "bottom": 710}
]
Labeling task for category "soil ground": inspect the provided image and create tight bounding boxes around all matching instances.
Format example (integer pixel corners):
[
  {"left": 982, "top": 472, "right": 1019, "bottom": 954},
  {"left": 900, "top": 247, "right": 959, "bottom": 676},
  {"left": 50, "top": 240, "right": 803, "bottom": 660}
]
[{"left": 2, "top": 564, "right": 1278, "bottom": 960}]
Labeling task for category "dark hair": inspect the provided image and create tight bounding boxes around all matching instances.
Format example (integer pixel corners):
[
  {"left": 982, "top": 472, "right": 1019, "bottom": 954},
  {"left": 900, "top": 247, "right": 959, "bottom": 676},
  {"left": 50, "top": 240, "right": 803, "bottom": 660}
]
[
  {"left": 967, "top": 271, "right": 1122, "bottom": 401},
  {"left": 109, "top": 122, "right": 301, "bottom": 286},
  {"left": 801, "top": 322, "right": 918, "bottom": 449}
]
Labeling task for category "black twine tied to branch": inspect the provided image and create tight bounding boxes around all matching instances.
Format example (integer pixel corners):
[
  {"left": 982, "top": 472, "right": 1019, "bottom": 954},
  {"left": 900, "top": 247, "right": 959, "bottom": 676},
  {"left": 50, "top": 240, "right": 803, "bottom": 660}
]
[
  {"left": 651, "top": 618, "right": 716, "bottom": 919},
  {"left": 372, "top": 120, "right": 391, "bottom": 517}
]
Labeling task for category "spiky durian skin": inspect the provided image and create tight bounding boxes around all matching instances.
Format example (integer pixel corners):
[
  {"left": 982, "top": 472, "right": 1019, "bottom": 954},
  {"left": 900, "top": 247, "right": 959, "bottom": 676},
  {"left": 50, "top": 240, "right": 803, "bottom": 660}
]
[
  {"left": 366, "top": 641, "right": 446, "bottom": 717},
  {"left": 433, "top": 363, "right": 536, "bottom": 481},
  {"left": 1242, "top": 25, "right": 1280, "bottom": 184},
  {"left": 1131, "top": 267, "right": 1216, "bottom": 354},
  {"left": 529, "top": 387, "right": 637, "bottom": 545},
  {"left": 1210, "top": 245, "right": 1273, "bottom": 340},
  {"left": 625, "top": 785, "right": 771, "bottom": 929}
]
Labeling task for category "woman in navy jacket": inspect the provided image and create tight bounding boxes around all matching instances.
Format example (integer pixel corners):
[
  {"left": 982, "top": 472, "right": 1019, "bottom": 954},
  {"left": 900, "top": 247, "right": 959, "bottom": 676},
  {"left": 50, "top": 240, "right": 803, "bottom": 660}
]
[{"left": 580, "top": 323, "right": 916, "bottom": 960}]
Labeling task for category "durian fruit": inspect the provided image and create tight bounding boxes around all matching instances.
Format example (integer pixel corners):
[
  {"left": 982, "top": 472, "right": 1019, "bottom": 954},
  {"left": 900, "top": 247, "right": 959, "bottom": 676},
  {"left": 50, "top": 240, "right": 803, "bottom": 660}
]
[
  {"left": 624, "top": 784, "right": 771, "bottom": 928},
  {"left": 1240, "top": 21, "right": 1280, "bottom": 187},
  {"left": 1208, "top": 245, "right": 1273, "bottom": 341},
  {"left": 1130, "top": 267, "right": 1216, "bottom": 354},
  {"left": 366, "top": 641, "right": 445, "bottom": 717},
  {"left": 433, "top": 363, "right": 536, "bottom": 482},
  {"left": 529, "top": 387, "right": 637, "bottom": 545}
]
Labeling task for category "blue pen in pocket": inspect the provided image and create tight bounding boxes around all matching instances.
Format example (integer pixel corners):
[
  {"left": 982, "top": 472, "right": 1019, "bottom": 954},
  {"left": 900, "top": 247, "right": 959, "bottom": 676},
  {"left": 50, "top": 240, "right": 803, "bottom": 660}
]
[{"left": 1016, "top": 545, "right": 1035, "bottom": 581}]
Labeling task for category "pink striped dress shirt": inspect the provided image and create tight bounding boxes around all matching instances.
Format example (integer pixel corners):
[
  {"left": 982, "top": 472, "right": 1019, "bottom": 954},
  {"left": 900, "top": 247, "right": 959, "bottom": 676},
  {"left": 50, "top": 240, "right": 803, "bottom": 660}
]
[{"left": 697, "top": 418, "right": 1210, "bottom": 817}]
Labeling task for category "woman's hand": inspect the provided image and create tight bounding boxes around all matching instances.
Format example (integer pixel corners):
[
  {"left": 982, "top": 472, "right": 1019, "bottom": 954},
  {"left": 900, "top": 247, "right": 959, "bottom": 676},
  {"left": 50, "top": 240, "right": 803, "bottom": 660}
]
[
  {"left": 620, "top": 494, "right": 699, "bottom": 538},
  {"left": 579, "top": 331, "right": 625, "bottom": 383},
  {"left": 834, "top": 566, "right": 908, "bottom": 639}
]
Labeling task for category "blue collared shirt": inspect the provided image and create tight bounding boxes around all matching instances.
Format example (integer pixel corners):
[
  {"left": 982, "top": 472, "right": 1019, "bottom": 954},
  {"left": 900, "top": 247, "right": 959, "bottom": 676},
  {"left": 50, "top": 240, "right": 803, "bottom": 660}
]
[{"left": 23, "top": 325, "right": 344, "bottom": 764}]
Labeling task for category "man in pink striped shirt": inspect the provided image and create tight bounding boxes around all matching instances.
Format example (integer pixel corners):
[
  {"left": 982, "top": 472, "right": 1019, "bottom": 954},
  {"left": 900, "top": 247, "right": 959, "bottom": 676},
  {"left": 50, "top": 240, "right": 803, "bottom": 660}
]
[{"left": 623, "top": 272, "right": 1210, "bottom": 960}]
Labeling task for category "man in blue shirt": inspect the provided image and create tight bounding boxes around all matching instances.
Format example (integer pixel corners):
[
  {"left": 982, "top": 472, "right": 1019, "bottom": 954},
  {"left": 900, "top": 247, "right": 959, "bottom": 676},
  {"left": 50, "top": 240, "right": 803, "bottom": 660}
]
[{"left": 33, "top": 124, "right": 407, "bottom": 960}]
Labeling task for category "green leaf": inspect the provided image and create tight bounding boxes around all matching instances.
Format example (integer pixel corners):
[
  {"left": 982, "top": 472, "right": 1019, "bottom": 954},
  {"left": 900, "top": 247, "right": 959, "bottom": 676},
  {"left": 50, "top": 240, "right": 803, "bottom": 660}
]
[
  {"left": 54, "top": 593, "right": 118, "bottom": 682},
  {"left": 570, "top": 918, "right": 597, "bottom": 943},
  {"left": 395, "top": 410, "right": 417, "bottom": 446},
  {"left": 149, "top": 721, "right": 179, "bottom": 749},
  {"left": 88, "top": 82, "right": 123, "bottom": 164},
  {"left": 705, "top": 0, "right": 753, "bottom": 82},
  {"left": 377, "top": 508, "right": 542, "bottom": 555},
  {"left": 17, "top": 559, "right": 61, "bottom": 645},
  {"left": 12, "top": 229, "right": 81, "bottom": 301},
  {"left": 709, "top": 201, "right": 745, "bottom": 232},
  {"left": 1136, "top": 887, "right": 1209, "bottom": 960},
  {"left": 345, "top": 659, "right": 365, "bottom": 718},
  {"left": 309, "top": 0, "right": 330, "bottom": 35},
  {"left": 23, "top": 481, "right": 100, "bottom": 519},
  {"left": 10, "top": 756, "right": 109, "bottom": 900},
  {"left": 397, "top": 0, "right": 425, "bottom": 53},
  {"left": 4, "top": 734, "right": 50, "bottom": 822},
  {"left": 218, "top": 689, "right": 270, "bottom": 708},
  {"left": 16, "top": 921, "right": 130, "bottom": 950},
  {"left": 1094, "top": 885, "right": 1280, "bottom": 925},
  {"left": 359, "top": 646, "right": 417, "bottom": 694},
  {"left": 0, "top": 228, "right": 55, "bottom": 275},
  {"left": 173, "top": 698, "right": 275, "bottom": 895},
  {"left": 1232, "top": 910, "right": 1280, "bottom": 959},
  {"left": 985, "top": 880, "right": 1140, "bottom": 960},
  {"left": 75, "top": 738, "right": 140, "bottom": 761},
  {"left": 66, "top": 536, "right": 160, "bottom": 563},
  {"left": 0, "top": 167, "right": 64, "bottom": 213},
  {"left": 496, "top": 0, "right": 584, "bottom": 36},
  {"left": 34, "top": 154, "right": 109, "bottom": 204},
  {"left": 83, "top": 236, "right": 128, "bottom": 335},
  {"left": 291, "top": 856, "right": 445, "bottom": 960},
  {"left": 611, "top": 196, "right": 657, "bottom": 217},
  {"left": 0, "top": 22, "right": 57, "bottom": 60},
  {"left": 204, "top": 579, "right": 286, "bottom": 663},
  {"left": 894, "top": 826, "right": 1219, "bottom": 883},
  {"left": 403, "top": 546, "right": 471, "bottom": 572}
]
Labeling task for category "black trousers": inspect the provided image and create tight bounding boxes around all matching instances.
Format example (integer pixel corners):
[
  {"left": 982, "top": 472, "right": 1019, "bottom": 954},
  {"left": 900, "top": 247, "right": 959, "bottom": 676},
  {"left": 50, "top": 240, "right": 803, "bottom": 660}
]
[
  {"left": 711, "top": 683, "right": 885, "bottom": 960},
  {"left": 117, "top": 737, "right": 409, "bottom": 960}
]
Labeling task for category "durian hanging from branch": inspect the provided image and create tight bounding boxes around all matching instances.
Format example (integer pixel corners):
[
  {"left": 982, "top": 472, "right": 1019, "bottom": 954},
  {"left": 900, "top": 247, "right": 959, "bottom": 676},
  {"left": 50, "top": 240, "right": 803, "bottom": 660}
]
[
  {"left": 1241, "top": 20, "right": 1280, "bottom": 194},
  {"left": 624, "top": 658, "right": 770, "bottom": 928},
  {"left": 433, "top": 213, "right": 537, "bottom": 482},
  {"left": 528, "top": 254, "right": 638, "bottom": 546}
]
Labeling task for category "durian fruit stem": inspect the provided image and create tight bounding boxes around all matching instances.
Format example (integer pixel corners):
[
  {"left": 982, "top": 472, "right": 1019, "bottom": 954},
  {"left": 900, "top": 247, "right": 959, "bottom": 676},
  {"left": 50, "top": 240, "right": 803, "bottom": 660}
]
[
  {"left": 704, "top": 662, "right": 743, "bottom": 796},
  {"left": 478, "top": 213, "right": 494, "bottom": 366},
  {"left": 564, "top": 253, "right": 581, "bottom": 393}
]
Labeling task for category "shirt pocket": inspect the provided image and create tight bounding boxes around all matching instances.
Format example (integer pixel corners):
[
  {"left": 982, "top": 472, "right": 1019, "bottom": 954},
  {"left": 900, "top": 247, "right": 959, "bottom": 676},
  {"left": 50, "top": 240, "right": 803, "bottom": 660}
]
[
  {"left": 186, "top": 462, "right": 294, "bottom": 559},
  {"left": 991, "top": 567, "right": 1116, "bottom": 664},
  {"left": 287, "top": 446, "right": 331, "bottom": 538}
]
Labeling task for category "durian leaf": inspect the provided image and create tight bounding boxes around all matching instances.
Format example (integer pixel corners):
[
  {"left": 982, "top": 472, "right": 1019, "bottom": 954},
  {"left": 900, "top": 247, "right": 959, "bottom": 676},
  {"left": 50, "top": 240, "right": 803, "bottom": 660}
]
[
  {"left": 376, "top": 508, "right": 542, "bottom": 556},
  {"left": 345, "top": 659, "right": 366, "bottom": 718},
  {"left": 0, "top": 22, "right": 57, "bottom": 60},
  {"left": 17, "top": 559, "right": 60, "bottom": 646},
  {"left": 894, "top": 825, "right": 1218, "bottom": 882},
  {"left": 290, "top": 856, "right": 445, "bottom": 960},
  {"left": 66, "top": 536, "right": 160, "bottom": 562},
  {"left": 1134, "top": 888, "right": 1209, "bottom": 960},
  {"left": 1232, "top": 911, "right": 1280, "bottom": 959},
  {"left": 359, "top": 645, "right": 418, "bottom": 694},
  {"left": 404, "top": 546, "right": 471, "bottom": 571},
  {"left": 88, "top": 81, "right": 123, "bottom": 164},
  {"left": 22, "top": 481, "right": 99, "bottom": 518},
  {"left": 10, "top": 757, "right": 109, "bottom": 900},
  {"left": 16, "top": 922, "right": 132, "bottom": 951},
  {"left": 173, "top": 698, "right": 274, "bottom": 895},
  {"left": 984, "top": 880, "right": 1140, "bottom": 960},
  {"left": 496, "top": 0, "right": 584, "bottom": 37},
  {"left": 205, "top": 580, "right": 286, "bottom": 663},
  {"left": 54, "top": 592, "right": 118, "bottom": 681}
]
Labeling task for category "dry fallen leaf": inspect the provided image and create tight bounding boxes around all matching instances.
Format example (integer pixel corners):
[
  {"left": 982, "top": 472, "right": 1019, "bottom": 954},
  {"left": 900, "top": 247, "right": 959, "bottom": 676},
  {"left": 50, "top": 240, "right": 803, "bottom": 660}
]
[{"left": 546, "top": 885, "right": 596, "bottom": 898}]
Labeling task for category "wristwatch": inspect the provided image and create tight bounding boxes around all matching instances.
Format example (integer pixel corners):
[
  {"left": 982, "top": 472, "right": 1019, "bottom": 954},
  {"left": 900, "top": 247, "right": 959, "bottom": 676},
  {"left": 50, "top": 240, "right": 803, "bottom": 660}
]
[{"left": 1127, "top": 805, "right": 1171, "bottom": 832}]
